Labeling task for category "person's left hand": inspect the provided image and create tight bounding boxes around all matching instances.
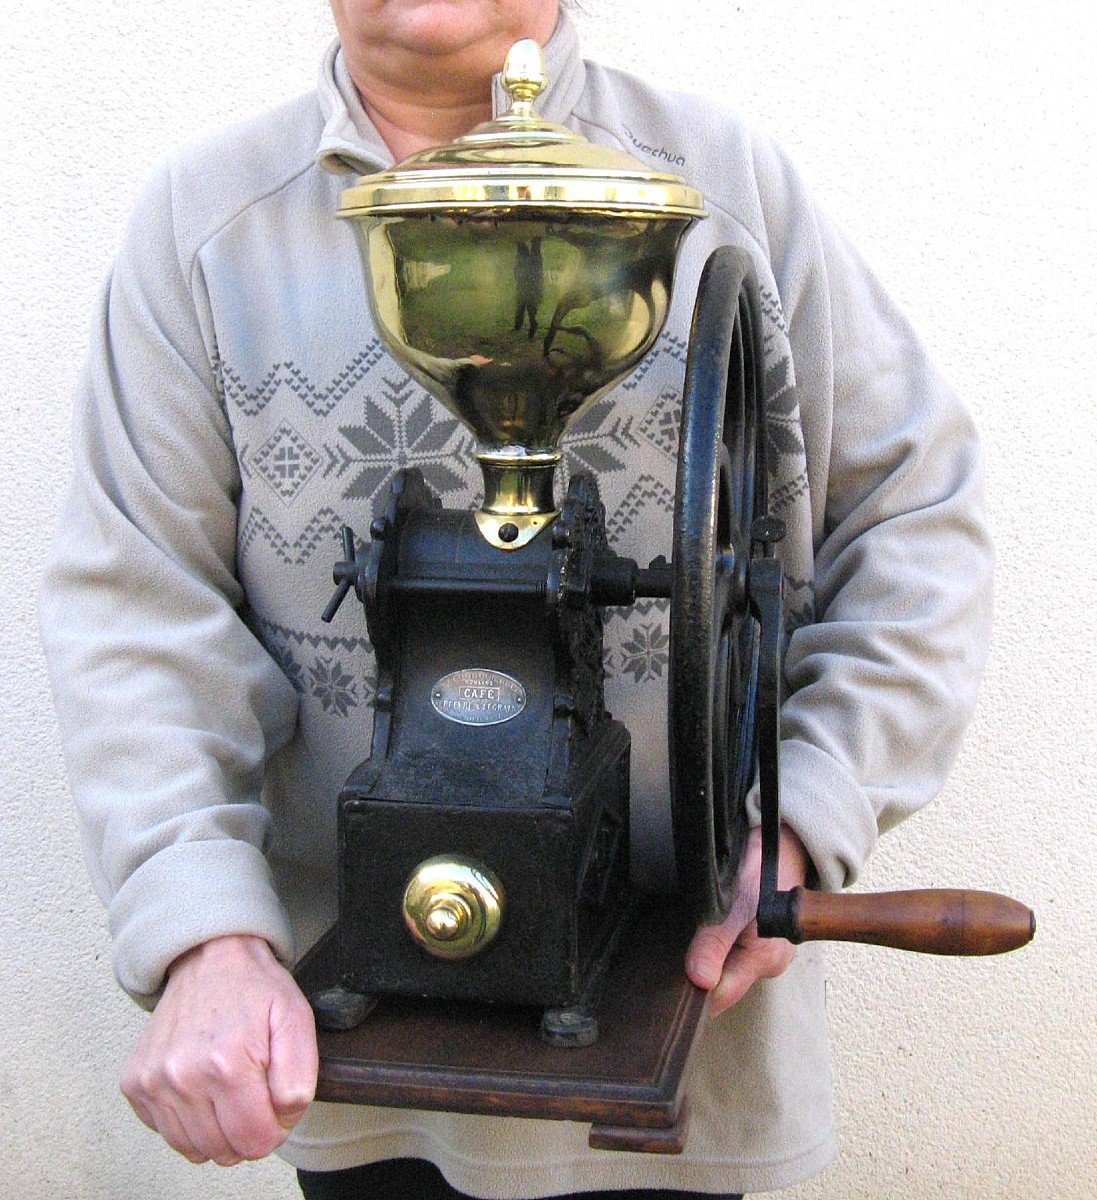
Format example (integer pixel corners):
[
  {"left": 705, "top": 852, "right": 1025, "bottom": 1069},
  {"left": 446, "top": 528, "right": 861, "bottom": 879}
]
[{"left": 684, "top": 824, "right": 809, "bottom": 1015}]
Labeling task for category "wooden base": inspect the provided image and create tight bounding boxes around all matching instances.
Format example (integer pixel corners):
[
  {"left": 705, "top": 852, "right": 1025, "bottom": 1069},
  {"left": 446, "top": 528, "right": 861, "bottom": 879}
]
[{"left": 294, "top": 896, "right": 708, "bottom": 1153}]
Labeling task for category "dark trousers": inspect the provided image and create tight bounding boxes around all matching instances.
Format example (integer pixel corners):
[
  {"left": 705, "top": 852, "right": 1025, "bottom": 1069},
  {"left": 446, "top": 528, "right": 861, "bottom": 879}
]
[{"left": 298, "top": 1159, "right": 744, "bottom": 1200}]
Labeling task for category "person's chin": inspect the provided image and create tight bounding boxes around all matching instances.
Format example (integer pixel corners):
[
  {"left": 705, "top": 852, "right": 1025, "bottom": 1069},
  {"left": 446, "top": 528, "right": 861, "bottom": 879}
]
[
  {"left": 384, "top": 4, "right": 503, "bottom": 46},
  {"left": 381, "top": 0, "right": 552, "bottom": 58}
]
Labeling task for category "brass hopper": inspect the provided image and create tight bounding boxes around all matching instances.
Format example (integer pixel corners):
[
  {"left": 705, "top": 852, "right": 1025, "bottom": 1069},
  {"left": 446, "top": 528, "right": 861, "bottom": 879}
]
[{"left": 337, "top": 39, "right": 706, "bottom": 549}]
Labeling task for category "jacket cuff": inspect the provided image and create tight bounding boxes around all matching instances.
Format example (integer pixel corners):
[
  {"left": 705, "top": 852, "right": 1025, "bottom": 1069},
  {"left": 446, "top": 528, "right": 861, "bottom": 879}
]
[
  {"left": 107, "top": 839, "right": 295, "bottom": 1008},
  {"left": 745, "top": 739, "right": 877, "bottom": 892}
]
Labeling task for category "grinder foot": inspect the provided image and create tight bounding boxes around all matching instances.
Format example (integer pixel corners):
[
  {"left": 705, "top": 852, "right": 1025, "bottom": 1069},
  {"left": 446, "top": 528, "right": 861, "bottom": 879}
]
[
  {"left": 540, "top": 1006, "right": 599, "bottom": 1048},
  {"left": 310, "top": 985, "right": 377, "bottom": 1031}
]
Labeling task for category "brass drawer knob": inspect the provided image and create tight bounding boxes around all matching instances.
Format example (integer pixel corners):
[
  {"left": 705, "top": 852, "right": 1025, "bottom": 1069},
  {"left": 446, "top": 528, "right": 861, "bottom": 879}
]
[{"left": 403, "top": 856, "right": 504, "bottom": 960}]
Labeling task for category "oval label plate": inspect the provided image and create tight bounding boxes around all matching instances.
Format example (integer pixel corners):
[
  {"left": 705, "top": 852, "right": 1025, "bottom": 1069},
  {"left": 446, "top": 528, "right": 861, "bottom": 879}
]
[{"left": 431, "top": 668, "right": 527, "bottom": 727}]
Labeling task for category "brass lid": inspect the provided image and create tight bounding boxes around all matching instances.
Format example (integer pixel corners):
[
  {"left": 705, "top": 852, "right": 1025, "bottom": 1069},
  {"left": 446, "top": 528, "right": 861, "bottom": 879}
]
[{"left": 338, "top": 39, "right": 706, "bottom": 220}]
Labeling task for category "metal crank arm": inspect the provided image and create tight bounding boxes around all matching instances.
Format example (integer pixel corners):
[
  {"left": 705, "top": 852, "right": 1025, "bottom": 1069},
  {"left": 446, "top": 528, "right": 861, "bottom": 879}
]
[
  {"left": 748, "top": 521, "right": 1035, "bottom": 958},
  {"left": 746, "top": 519, "right": 791, "bottom": 940}
]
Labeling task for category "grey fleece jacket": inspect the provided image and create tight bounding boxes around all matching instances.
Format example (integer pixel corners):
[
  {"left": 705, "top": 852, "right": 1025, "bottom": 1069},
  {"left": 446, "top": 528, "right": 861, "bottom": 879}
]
[{"left": 39, "top": 12, "right": 992, "bottom": 1195}]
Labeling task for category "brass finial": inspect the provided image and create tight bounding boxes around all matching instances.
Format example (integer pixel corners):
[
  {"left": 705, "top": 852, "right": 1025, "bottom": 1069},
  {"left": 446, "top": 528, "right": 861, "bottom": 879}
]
[
  {"left": 423, "top": 895, "right": 471, "bottom": 941},
  {"left": 501, "top": 39, "right": 547, "bottom": 118}
]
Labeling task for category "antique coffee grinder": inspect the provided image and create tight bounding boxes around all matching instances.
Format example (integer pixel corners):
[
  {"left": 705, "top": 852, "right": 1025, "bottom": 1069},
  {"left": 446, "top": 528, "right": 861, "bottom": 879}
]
[{"left": 301, "top": 40, "right": 1033, "bottom": 1144}]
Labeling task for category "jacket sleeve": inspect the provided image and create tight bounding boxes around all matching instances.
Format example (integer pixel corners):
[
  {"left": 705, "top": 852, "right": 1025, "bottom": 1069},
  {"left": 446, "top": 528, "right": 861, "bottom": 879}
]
[
  {"left": 747, "top": 136, "right": 994, "bottom": 891},
  {"left": 38, "top": 162, "right": 300, "bottom": 1006}
]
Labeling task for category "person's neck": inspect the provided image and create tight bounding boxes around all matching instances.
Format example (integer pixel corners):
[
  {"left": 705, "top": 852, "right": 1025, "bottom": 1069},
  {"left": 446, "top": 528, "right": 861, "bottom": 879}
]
[
  {"left": 342, "top": 10, "right": 559, "bottom": 161},
  {"left": 356, "top": 79, "right": 494, "bottom": 161}
]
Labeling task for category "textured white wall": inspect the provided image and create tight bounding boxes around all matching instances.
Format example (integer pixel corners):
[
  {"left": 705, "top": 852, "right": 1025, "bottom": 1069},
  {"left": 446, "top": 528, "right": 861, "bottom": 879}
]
[{"left": 3, "top": 1, "right": 1094, "bottom": 1197}]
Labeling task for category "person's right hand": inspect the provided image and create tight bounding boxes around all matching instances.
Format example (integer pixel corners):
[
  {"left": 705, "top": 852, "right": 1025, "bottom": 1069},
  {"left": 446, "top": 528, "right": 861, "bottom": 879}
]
[{"left": 120, "top": 934, "right": 318, "bottom": 1165}]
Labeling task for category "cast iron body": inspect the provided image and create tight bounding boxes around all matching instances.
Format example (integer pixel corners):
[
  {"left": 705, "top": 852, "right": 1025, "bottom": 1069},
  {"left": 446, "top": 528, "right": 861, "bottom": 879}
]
[{"left": 325, "top": 470, "right": 674, "bottom": 1015}]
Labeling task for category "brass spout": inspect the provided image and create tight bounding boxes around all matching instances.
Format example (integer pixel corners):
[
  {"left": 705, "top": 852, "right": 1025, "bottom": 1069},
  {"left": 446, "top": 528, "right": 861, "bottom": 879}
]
[
  {"left": 480, "top": 453, "right": 558, "bottom": 516},
  {"left": 474, "top": 452, "right": 559, "bottom": 550}
]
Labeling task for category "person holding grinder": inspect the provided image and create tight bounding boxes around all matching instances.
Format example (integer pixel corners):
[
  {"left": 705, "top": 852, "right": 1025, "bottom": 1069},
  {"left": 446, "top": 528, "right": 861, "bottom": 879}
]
[{"left": 40, "top": 1, "right": 992, "bottom": 1196}]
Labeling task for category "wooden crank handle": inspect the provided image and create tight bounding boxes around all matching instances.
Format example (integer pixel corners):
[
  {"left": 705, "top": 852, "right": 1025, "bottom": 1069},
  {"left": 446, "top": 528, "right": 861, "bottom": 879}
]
[{"left": 782, "top": 887, "right": 1035, "bottom": 956}]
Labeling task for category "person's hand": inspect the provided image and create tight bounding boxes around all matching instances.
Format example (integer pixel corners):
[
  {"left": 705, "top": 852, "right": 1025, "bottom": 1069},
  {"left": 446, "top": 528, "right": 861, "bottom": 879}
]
[
  {"left": 685, "top": 825, "right": 809, "bottom": 1016},
  {"left": 120, "top": 934, "right": 318, "bottom": 1166}
]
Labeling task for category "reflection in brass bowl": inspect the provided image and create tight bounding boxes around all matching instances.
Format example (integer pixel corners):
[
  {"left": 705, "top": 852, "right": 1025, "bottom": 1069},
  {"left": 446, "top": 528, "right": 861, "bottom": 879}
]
[{"left": 351, "top": 212, "right": 691, "bottom": 455}]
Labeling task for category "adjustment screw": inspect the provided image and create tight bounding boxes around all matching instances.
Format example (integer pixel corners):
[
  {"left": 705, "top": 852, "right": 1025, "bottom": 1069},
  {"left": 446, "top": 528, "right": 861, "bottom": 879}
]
[
  {"left": 552, "top": 524, "right": 572, "bottom": 548},
  {"left": 498, "top": 522, "right": 520, "bottom": 544},
  {"left": 369, "top": 517, "right": 388, "bottom": 540},
  {"left": 751, "top": 516, "right": 786, "bottom": 545}
]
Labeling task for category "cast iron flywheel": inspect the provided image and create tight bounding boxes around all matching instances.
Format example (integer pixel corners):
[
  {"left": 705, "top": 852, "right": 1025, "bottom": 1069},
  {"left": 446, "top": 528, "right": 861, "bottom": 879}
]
[{"left": 669, "top": 245, "right": 772, "bottom": 925}]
